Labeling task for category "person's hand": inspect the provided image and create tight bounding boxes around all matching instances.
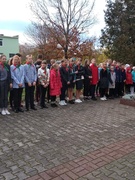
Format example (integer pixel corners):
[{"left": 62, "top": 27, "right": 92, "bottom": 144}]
[
  {"left": 33, "top": 82, "right": 36, "bottom": 86},
  {"left": 28, "top": 82, "right": 32, "bottom": 87},
  {"left": 10, "top": 83, "right": 12, "bottom": 89},
  {"left": 19, "top": 84, "right": 22, "bottom": 87},
  {"left": 67, "top": 81, "right": 70, "bottom": 84}
]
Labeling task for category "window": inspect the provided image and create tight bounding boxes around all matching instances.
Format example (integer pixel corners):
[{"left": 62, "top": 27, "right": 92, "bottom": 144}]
[
  {"left": 9, "top": 53, "right": 15, "bottom": 58},
  {"left": 0, "top": 39, "right": 3, "bottom": 46}
]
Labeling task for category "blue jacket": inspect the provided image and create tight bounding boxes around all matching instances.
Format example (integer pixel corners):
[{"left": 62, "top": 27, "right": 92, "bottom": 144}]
[
  {"left": 10, "top": 65, "right": 25, "bottom": 88},
  {"left": 23, "top": 64, "right": 37, "bottom": 83},
  {"left": 132, "top": 71, "right": 135, "bottom": 82}
]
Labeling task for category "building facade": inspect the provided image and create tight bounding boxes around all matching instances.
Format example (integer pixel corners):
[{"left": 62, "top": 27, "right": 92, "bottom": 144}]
[{"left": 0, "top": 34, "right": 19, "bottom": 59}]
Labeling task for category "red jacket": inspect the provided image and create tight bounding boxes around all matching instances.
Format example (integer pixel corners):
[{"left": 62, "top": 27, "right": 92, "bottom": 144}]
[
  {"left": 126, "top": 67, "right": 133, "bottom": 85},
  {"left": 50, "top": 69, "right": 62, "bottom": 96},
  {"left": 90, "top": 63, "right": 98, "bottom": 85}
]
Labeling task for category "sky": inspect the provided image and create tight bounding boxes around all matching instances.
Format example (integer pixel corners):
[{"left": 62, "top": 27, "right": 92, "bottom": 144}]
[{"left": 0, "top": 0, "right": 106, "bottom": 44}]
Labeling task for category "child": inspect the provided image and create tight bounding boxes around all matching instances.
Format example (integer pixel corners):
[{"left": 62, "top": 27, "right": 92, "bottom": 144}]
[
  {"left": 38, "top": 60, "right": 50, "bottom": 109},
  {"left": 132, "top": 67, "right": 135, "bottom": 93},
  {"left": 10, "top": 55, "right": 24, "bottom": 113},
  {"left": 108, "top": 65, "right": 116, "bottom": 99},
  {"left": 50, "top": 63, "right": 62, "bottom": 107},
  {"left": 8, "top": 57, "right": 14, "bottom": 110},
  {"left": 83, "top": 59, "right": 92, "bottom": 100},
  {"left": 59, "top": 59, "right": 69, "bottom": 106},
  {"left": 115, "top": 62, "right": 123, "bottom": 97},
  {"left": 0, "top": 55, "right": 12, "bottom": 115},
  {"left": 100, "top": 62, "right": 109, "bottom": 100},
  {"left": 24, "top": 55, "right": 37, "bottom": 111},
  {"left": 125, "top": 66, "right": 133, "bottom": 94},
  {"left": 67, "top": 58, "right": 76, "bottom": 104},
  {"left": 74, "top": 58, "right": 84, "bottom": 103},
  {"left": 120, "top": 64, "right": 126, "bottom": 96},
  {"left": 90, "top": 58, "right": 98, "bottom": 100},
  {"left": 35, "top": 54, "right": 43, "bottom": 103}
]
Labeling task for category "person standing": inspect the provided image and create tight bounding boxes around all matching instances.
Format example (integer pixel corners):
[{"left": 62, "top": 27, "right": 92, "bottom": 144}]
[
  {"left": 50, "top": 63, "right": 62, "bottom": 107},
  {"left": 108, "top": 65, "right": 116, "bottom": 99},
  {"left": 38, "top": 60, "right": 50, "bottom": 109},
  {"left": 100, "top": 62, "right": 109, "bottom": 101},
  {"left": 35, "top": 54, "right": 43, "bottom": 103},
  {"left": 10, "top": 55, "right": 24, "bottom": 113},
  {"left": 24, "top": 55, "right": 37, "bottom": 111},
  {"left": 90, "top": 58, "right": 98, "bottom": 100},
  {"left": 67, "top": 58, "right": 76, "bottom": 104},
  {"left": 83, "top": 59, "right": 92, "bottom": 100},
  {"left": 0, "top": 55, "right": 12, "bottom": 115},
  {"left": 59, "top": 59, "right": 69, "bottom": 106},
  {"left": 74, "top": 58, "right": 84, "bottom": 103}
]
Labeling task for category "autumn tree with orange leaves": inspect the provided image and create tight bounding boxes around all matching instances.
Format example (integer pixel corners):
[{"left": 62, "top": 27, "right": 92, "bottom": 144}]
[{"left": 27, "top": 0, "right": 96, "bottom": 59}]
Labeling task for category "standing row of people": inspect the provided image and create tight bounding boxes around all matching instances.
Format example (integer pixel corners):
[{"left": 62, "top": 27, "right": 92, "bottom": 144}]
[{"left": 0, "top": 53, "right": 135, "bottom": 115}]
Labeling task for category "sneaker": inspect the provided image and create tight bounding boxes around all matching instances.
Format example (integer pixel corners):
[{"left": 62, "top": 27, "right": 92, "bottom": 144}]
[
  {"left": 4, "top": 109, "right": 10, "bottom": 115},
  {"left": 59, "top": 100, "right": 65, "bottom": 106},
  {"left": 100, "top": 97, "right": 105, "bottom": 101},
  {"left": 63, "top": 101, "right": 67, "bottom": 105},
  {"left": 75, "top": 99, "right": 82, "bottom": 103},
  {"left": 1, "top": 109, "right": 6, "bottom": 115}
]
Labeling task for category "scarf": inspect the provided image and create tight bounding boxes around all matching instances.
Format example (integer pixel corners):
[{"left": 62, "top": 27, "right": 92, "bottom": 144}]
[
  {"left": 0, "top": 62, "right": 9, "bottom": 71},
  {"left": 26, "top": 62, "right": 34, "bottom": 67},
  {"left": 13, "top": 64, "right": 21, "bottom": 71}
]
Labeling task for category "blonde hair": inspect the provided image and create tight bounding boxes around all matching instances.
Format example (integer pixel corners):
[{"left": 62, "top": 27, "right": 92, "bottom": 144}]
[{"left": 12, "top": 55, "right": 20, "bottom": 64}]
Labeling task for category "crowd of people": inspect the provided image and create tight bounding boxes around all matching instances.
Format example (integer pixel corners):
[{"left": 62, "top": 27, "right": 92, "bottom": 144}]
[{"left": 0, "top": 53, "right": 135, "bottom": 116}]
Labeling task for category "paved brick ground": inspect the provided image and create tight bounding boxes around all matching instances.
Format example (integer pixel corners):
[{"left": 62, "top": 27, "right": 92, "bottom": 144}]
[{"left": 0, "top": 98, "right": 135, "bottom": 180}]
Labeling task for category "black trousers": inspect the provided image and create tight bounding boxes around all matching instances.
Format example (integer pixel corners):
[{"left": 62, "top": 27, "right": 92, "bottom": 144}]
[
  {"left": 115, "top": 82, "right": 123, "bottom": 96},
  {"left": 40, "top": 85, "right": 47, "bottom": 107},
  {"left": 125, "top": 84, "right": 131, "bottom": 94},
  {"left": 13, "top": 88, "right": 23, "bottom": 110},
  {"left": 51, "top": 96, "right": 56, "bottom": 102},
  {"left": 109, "top": 88, "right": 115, "bottom": 97},
  {"left": 100, "top": 88, "right": 106, "bottom": 97},
  {"left": 0, "top": 80, "right": 8, "bottom": 108},
  {"left": 90, "top": 85, "right": 96, "bottom": 98},
  {"left": 35, "top": 81, "right": 40, "bottom": 102},
  {"left": 60, "top": 82, "right": 67, "bottom": 101},
  {"left": 9, "top": 89, "right": 14, "bottom": 108},
  {"left": 83, "top": 79, "right": 90, "bottom": 97},
  {"left": 25, "top": 83, "right": 35, "bottom": 109}
]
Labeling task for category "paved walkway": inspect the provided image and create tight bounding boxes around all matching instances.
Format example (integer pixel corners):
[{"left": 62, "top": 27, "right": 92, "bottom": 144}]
[{"left": 0, "top": 98, "right": 135, "bottom": 180}]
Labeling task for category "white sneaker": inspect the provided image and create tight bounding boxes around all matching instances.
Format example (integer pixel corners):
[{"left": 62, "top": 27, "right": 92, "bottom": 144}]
[
  {"left": 100, "top": 97, "right": 105, "bottom": 101},
  {"left": 4, "top": 109, "right": 10, "bottom": 115},
  {"left": 59, "top": 101, "right": 65, "bottom": 106},
  {"left": 63, "top": 101, "right": 67, "bottom": 105},
  {"left": 1, "top": 109, "right": 6, "bottom": 115},
  {"left": 104, "top": 96, "right": 107, "bottom": 101},
  {"left": 75, "top": 99, "right": 82, "bottom": 103}
]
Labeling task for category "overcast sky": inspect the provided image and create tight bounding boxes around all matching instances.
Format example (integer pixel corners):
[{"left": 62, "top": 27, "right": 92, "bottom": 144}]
[{"left": 0, "top": 0, "right": 106, "bottom": 44}]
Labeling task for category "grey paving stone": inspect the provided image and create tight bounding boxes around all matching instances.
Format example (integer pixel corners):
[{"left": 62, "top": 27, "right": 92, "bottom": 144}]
[{"left": 0, "top": 99, "right": 135, "bottom": 179}]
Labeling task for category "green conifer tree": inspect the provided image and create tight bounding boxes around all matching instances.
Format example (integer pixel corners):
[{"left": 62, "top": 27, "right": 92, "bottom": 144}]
[{"left": 100, "top": 0, "right": 135, "bottom": 64}]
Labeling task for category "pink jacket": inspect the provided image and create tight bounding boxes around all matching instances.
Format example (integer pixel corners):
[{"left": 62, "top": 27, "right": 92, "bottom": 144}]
[{"left": 50, "top": 69, "right": 62, "bottom": 96}]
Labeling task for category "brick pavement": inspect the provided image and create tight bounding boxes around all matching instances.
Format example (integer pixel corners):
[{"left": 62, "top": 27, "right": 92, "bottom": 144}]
[{"left": 0, "top": 98, "right": 135, "bottom": 179}]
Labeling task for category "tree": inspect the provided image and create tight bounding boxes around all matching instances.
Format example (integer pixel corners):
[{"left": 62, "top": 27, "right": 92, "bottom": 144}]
[
  {"left": 100, "top": 0, "right": 135, "bottom": 64},
  {"left": 29, "top": 0, "right": 96, "bottom": 58}
]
